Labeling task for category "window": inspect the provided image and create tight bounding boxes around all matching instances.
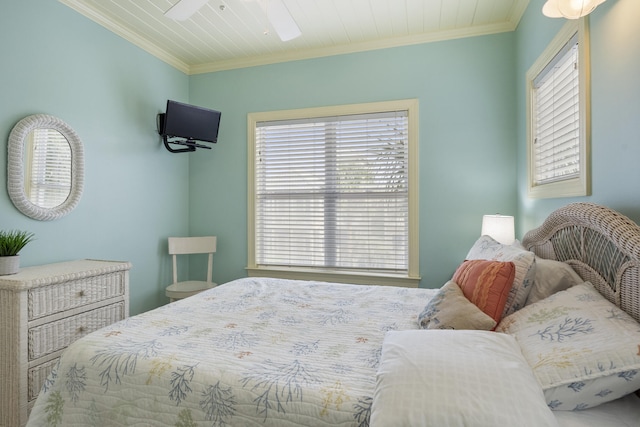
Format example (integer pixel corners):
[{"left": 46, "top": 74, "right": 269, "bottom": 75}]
[
  {"left": 527, "top": 19, "right": 590, "bottom": 198},
  {"left": 25, "top": 128, "right": 72, "bottom": 208},
  {"left": 247, "top": 100, "right": 419, "bottom": 287}
]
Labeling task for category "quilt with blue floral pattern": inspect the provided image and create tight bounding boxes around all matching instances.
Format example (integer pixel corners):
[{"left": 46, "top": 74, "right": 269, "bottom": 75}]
[{"left": 27, "top": 277, "right": 435, "bottom": 427}]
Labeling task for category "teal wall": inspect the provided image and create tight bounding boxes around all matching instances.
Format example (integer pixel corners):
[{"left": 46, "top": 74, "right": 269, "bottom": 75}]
[
  {"left": 188, "top": 34, "right": 518, "bottom": 289},
  {"left": 0, "top": 0, "right": 190, "bottom": 314},
  {"left": 515, "top": 0, "right": 640, "bottom": 232},
  {"left": 13, "top": 0, "right": 635, "bottom": 308}
]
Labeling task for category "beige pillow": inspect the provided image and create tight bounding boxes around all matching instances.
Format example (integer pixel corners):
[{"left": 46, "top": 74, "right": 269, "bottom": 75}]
[
  {"left": 525, "top": 257, "right": 583, "bottom": 305},
  {"left": 418, "top": 281, "right": 497, "bottom": 330}
]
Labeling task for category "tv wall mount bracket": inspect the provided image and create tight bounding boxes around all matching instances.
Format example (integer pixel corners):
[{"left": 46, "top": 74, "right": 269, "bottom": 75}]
[
  {"left": 162, "top": 135, "right": 211, "bottom": 153},
  {"left": 157, "top": 112, "right": 212, "bottom": 153}
]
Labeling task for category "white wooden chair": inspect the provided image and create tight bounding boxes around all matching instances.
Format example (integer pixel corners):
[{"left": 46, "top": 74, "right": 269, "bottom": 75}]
[{"left": 165, "top": 236, "right": 217, "bottom": 302}]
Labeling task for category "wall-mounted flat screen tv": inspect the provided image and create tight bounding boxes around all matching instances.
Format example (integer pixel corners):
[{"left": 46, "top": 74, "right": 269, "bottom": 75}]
[{"left": 162, "top": 100, "right": 221, "bottom": 144}]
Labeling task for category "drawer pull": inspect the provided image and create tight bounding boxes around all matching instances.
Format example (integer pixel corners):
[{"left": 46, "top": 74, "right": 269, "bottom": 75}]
[
  {"left": 77, "top": 326, "right": 86, "bottom": 334},
  {"left": 78, "top": 290, "right": 85, "bottom": 297}
]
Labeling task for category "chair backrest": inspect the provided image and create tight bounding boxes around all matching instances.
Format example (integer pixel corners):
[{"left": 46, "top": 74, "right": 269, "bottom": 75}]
[{"left": 168, "top": 236, "right": 217, "bottom": 285}]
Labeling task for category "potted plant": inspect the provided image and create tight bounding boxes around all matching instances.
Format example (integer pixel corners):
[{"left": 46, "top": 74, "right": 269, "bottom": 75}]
[{"left": 0, "top": 230, "right": 35, "bottom": 275}]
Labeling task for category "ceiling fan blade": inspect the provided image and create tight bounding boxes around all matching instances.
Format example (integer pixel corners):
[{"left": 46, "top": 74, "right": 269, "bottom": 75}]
[
  {"left": 266, "top": 0, "right": 301, "bottom": 41},
  {"left": 165, "top": 0, "right": 209, "bottom": 21}
]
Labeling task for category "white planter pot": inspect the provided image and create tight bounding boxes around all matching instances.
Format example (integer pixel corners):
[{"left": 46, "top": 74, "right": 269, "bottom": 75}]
[{"left": 0, "top": 255, "right": 20, "bottom": 275}]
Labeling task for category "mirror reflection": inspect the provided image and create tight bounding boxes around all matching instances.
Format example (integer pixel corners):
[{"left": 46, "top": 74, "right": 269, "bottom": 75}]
[
  {"left": 24, "top": 128, "right": 72, "bottom": 208},
  {"left": 7, "top": 114, "right": 84, "bottom": 221}
]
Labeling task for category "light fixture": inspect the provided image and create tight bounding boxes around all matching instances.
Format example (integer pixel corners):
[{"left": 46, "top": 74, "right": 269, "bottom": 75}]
[
  {"left": 164, "top": 0, "right": 209, "bottom": 21},
  {"left": 542, "top": 0, "right": 607, "bottom": 19},
  {"left": 164, "top": 0, "right": 301, "bottom": 42},
  {"left": 481, "top": 215, "right": 515, "bottom": 245},
  {"left": 260, "top": 0, "right": 301, "bottom": 42}
]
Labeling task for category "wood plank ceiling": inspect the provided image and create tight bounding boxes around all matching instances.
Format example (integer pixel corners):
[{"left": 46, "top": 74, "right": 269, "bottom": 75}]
[{"left": 60, "top": 0, "right": 530, "bottom": 74}]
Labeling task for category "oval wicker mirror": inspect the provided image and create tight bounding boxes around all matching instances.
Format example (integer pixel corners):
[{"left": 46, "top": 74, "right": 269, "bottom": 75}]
[{"left": 7, "top": 114, "right": 84, "bottom": 221}]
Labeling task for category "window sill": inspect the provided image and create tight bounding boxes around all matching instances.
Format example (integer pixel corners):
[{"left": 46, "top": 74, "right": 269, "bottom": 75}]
[
  {"left": 246, "top": 266, "right": 421, "bottom": 288},
  {"left": 527, "top": 176, "right": 590, "bottom": 199}
]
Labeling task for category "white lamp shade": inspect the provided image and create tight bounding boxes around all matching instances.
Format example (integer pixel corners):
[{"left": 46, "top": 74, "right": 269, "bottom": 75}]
[
  {"left": 542, "top": 0, "right": 606, "bottom": 19},
  {"left": 481, "top": 215, "right": 515, "bottom": 245}
]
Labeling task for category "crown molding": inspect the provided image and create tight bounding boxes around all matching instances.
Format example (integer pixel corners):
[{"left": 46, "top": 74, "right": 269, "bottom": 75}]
[
  {"left": 60, "top": 0, "right": 528, "bottom": 75},
  {"left": 60, "top": 0, "right": 191, "bottom": 74},
  {"left": 189, "top": 21, "right": 520, "bottom": 74}
]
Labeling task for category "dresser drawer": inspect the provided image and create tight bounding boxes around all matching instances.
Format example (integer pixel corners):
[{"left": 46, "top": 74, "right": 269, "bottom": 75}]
[
  {"left": 28, "top": 358, "right": 59, "bottom": 402},
  {"left": 28, "top": 271, "right": 126, "bottom": 320},
  {"left": 28, "top": 302, "right": 125, "bottom": 361},
  {"left": 1, "top": 260, "right": 130, "bottom": 427}
]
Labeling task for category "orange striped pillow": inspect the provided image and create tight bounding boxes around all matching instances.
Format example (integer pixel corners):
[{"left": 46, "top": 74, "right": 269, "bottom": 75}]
[{"left": 452, "top": 259, "right": 516, "bottom": 324}]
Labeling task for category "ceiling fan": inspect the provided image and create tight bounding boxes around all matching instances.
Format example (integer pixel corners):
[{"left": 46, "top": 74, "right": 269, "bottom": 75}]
[{"left": 164, "top": 0, "right": 301, "bottom": 41}]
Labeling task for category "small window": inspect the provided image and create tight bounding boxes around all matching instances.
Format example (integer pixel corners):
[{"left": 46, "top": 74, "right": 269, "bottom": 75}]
[
  {"left": 527, "top": 19, "right": 590, "bottom": 198},
  {"left": 247, "top": 100, "right": 420, "bottom": 287}
]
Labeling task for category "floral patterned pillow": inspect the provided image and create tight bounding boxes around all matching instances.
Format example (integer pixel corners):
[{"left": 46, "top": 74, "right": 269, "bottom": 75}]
[
  {"left": 466, "top": 235, "right": 536, "bottom": 317},
  {"left": 417, "top": 281, "right": 497, "bottom": 330},
  {"left": 496, "top": 282, "right": 640, "bottom": 410}
]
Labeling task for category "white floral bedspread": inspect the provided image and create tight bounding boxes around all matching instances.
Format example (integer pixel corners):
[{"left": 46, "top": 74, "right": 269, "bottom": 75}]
[{"left": 27, "top": 277, "right": 435, "bottom": 427}]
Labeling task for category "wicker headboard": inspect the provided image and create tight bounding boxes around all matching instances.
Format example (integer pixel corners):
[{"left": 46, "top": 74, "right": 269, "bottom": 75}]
[{"left": 522, "top": 202, "right": 640, "bottom": 324}]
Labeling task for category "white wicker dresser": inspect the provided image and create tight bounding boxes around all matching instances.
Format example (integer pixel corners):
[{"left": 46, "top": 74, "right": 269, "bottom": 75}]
[{"left": 0, "top": 259, "right": 131, "bottom": 427}]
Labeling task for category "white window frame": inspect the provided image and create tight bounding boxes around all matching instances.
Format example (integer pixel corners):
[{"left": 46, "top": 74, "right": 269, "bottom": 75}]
[
  {"left": 526, "top": 19, "right": 591, "bottom": 199},
  {"left": 247, "top": 99, "right": 420, "bottom": 287},
  {"left": 25, "top": 128, "right": 72, "bottom": 208}
]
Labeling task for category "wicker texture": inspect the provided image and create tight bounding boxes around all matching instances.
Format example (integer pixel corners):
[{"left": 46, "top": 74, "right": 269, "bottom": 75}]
[
  {"left": 28, "top": 302, "right": 125, "bottom": 360},
  {"left": 27, "top": 359, "right": 59, "bottom": 401},
  {"left": 523, "top": 203, "right": 640, "bottom": 324},
  {"left": 0, "top": 260, "right": 130, "bottom": 427},
  {"left": 28, "top": 272, "right": 126, "bottom": 320},
  {"left": 7, "top": 114, "right": 84, "bottom": 221}
]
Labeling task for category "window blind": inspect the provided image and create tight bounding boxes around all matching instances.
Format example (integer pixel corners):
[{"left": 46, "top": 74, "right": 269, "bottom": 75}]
[
  {"left": 255, "top": 110, "right": 409, "bottom": 273},
  {"left": 26, "top": 129, "right": 72, "bottom": 208},
  {"left": 533, "top": 33, "right": 580, "bottom": 185}
]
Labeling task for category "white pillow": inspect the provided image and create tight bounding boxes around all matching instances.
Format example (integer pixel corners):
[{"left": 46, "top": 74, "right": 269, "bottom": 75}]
[
  {"left": 525, "top": 258, "right": 583, "bottom": 306},
  {"left": 371, "top": 330, "right": 558, "bottom": 427},
  {"left": 497, "top": 282, "right": 640, "bottom": 410},
  {"left": 466, "top": 235, "right": 536, "bottom": 316}
]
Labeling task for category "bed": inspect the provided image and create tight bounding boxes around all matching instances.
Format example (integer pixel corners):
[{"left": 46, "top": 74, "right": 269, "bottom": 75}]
[{"left": 26, "top": 203, "right": 640, "bottom": 426}]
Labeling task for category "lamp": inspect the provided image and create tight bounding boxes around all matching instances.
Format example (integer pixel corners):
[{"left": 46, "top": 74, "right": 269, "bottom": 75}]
[
  {"left": 542, "top": 0, "right": 607, "bottom": 19},
  {"left": 481, "top": 215, "right": 515, "bottom": 245}
]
